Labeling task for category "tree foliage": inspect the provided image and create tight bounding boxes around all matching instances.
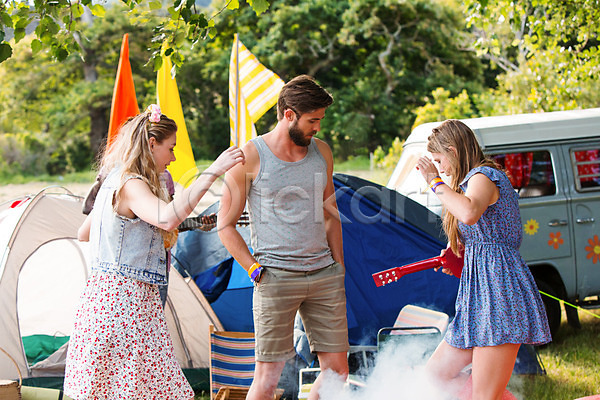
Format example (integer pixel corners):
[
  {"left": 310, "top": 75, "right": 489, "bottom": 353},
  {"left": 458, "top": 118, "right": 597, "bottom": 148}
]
[
  {"left": 19, "top": 0, "right": 600, "bottom": 178},
  {"left": 412, "top": 87, "right": 477, "bottom": 128},
  {"left": 0, "top": 0, "right": 488, "bottom": 176},
  {"left": 0, "top": 5, "right": 159, "bottom": 176},
  {"left": 0, "top": 0, "right": 269, "bottom": 68},
  {"left": 192, "top": 0, "right": 485, "bottom": 159},
  {"left": 410, "top": 0, "right": 600, "bottom": 137},
  {"left": 464, "top": 0, "right": 600, "bottom": 113}
]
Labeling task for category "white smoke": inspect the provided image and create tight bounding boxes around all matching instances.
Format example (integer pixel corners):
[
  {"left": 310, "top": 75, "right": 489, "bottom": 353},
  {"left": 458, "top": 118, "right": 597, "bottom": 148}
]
[
  {"left": 318, "top": 340, "right": 455, "bottom": 400},
  {"left": 317, "top": 340, "right": 526, "bottom": 400}
]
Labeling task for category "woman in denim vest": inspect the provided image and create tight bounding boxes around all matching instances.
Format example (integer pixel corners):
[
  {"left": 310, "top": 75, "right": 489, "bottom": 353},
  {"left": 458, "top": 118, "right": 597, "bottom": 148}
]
[{"left": 64, "top": 105, "right": 244, "bottom": 400}]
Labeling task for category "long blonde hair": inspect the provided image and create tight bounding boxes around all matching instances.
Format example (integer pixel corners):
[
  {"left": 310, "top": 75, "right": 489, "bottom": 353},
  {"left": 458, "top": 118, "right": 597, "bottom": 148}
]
[
  {"left": 100, "top": 111, "right": 178, "bottom": 242},
  {"left": 427, "top": 120, "right": 498, "bottom": 255}
]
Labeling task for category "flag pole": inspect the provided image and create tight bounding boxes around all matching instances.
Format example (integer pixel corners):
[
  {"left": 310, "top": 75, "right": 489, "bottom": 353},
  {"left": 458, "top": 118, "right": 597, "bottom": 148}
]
[{"left": 235, "top": 33, "right": 240, "bottom": 147}]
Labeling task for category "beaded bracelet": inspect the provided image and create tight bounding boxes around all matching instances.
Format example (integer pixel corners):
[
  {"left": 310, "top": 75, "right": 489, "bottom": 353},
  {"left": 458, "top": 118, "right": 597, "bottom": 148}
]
[
  {"left": 248, "top": 262, "right": 263, "bottom": 283},
  {"left": 429, "top": 176, "right": 444, "bottom": 193}
]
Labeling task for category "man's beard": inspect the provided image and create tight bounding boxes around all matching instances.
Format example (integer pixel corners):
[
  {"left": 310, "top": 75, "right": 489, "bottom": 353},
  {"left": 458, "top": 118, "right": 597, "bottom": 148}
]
[{"left": 289, "top": 120, "right": 313, "bottom": 147}]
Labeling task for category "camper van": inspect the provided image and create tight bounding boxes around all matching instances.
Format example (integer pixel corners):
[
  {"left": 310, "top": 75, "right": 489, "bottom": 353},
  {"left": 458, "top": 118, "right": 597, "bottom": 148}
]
[{"left": 387, "top": 108, "right": 600, "bottom": 337}]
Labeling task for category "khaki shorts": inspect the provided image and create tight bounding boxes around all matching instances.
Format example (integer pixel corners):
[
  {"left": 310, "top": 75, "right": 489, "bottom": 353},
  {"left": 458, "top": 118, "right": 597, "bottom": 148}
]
[{"left": 252, "top": 262, "right": 349, "bottom": 362}]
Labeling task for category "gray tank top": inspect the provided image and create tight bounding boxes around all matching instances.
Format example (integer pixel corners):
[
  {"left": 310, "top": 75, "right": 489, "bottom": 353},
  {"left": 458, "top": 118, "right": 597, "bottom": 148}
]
[{"left": 247, "top": 136, "right": 335, "bottom": 271}]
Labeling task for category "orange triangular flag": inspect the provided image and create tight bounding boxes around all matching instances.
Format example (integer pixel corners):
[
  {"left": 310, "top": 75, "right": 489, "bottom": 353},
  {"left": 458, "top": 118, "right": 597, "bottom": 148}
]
[{"left": 107, "top": 34, "right": 139, "bottom": 147}]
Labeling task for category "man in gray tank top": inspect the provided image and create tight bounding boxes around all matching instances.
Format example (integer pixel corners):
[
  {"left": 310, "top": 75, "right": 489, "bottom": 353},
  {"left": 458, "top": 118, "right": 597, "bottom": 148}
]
[{"left": 218, "top": 75, "right": 348, "bottom": 400}]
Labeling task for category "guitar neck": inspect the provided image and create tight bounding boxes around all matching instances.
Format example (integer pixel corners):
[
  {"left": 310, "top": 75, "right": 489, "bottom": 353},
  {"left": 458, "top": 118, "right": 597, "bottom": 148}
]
[
  {"left": 372, "top": 256, "right": 442, "bottom": 287},
  {"left": 177, "top": 212, "right": 249, "bottom": 232}
]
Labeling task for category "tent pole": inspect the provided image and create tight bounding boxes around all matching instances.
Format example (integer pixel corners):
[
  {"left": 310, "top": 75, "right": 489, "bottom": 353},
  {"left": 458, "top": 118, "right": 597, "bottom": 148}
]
[{"left": 235, "top": 33, "right": 240, "bottom": 148}]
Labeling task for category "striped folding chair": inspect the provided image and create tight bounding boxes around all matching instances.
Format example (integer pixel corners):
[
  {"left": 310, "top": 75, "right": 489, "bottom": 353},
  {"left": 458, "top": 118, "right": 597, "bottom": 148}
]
[
  {"left": 377, "top": 304, "right": 449, "bottom": 360},
  {"left": 208, "top": 325, "right": 283, "bottom": 400},
  {"left": 209, "top": 325, "right": 255, "bottom": 399}
]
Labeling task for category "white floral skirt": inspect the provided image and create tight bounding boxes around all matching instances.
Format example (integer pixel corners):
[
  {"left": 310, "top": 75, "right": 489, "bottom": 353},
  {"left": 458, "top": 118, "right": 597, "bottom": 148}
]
[{"left": 64, "top": 272, "right": 194, "bottom": 400}]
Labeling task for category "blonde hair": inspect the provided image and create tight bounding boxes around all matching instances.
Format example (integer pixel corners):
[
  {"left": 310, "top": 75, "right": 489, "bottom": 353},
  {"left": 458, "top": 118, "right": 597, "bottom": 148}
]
[
  {"left": 427, "top": 119, "right": 498, "bottom": 255},
  {"left": 100, "top": 111, "right": 178, "bottom": 243}
]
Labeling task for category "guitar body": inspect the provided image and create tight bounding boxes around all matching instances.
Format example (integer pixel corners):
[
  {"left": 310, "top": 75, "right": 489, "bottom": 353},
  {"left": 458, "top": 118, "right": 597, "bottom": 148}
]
[{"left": 440, "top": 247, "right": 463, "bottom": 278}]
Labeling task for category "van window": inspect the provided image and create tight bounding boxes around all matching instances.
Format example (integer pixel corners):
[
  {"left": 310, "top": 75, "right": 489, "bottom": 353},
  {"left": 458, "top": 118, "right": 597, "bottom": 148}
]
[
  {"left": 490, "top": 151, "right": 556, "bottom": 198},
  {"left": 572, "top": 149, "right": 600, "bottom": 191}
]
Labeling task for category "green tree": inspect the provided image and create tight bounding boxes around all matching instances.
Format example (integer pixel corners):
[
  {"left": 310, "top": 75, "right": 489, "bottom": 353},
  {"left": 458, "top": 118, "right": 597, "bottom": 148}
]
[
  {"left": 328, "top": 0, "right": 485, "bottom": 156},
  {"left": 0, "top": 0, "right": 270, "bottom": 68},
  {"left": 464, "top": 0, "right": 600, "bottom": 113},
  {"left": 201, "top": 0, "right": 486, "bottom": 158},
  {"left": 2, "top": 0, "right": 490, "bottom": 175},
  {"left": 0, "top": 36, "right": 87, "bottom": 175},
  {"left": 412, "top": 87, "right": 477, "bottom": 127},
  {"left": 0, "top": 5, "right": 159, "bottom": 175},
  {"left": 172, "top": 42, "right": 232, "bottom": 159}
]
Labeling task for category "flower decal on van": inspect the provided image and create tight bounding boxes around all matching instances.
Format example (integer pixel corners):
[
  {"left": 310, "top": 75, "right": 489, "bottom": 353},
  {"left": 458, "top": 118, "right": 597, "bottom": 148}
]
[
  {"left": 585, "top": 235, "right": 600, "bottom": 264},
  {"left": 524, "top": 219, "right": 539, "bottom": 236},
  {"left": 548, "top": 232, "right": 564, "bottom": 249}
]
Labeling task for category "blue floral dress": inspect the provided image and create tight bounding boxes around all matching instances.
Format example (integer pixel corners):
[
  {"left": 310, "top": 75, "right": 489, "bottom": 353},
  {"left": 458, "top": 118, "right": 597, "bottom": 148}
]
[{"left": 444, "top": 166, "right": 552, "bottom": 348}]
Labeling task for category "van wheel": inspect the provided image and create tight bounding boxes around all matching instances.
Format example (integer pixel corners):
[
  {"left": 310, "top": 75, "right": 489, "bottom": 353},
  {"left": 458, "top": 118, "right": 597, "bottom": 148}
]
[{"left": 537, "top": 280, "right": 561, "bottom": 339}]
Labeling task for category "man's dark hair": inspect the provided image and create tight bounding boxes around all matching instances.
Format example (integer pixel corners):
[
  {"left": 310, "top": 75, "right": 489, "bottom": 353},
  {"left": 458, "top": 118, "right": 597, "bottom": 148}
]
[{"left": 277, "top": 75, "right": 333, "bottom": 120}]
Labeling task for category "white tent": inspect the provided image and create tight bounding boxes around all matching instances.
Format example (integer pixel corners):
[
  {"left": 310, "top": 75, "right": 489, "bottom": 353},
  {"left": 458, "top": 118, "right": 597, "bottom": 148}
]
[{"left": 0, "top": 187, "right": 223, "bottom": 383}]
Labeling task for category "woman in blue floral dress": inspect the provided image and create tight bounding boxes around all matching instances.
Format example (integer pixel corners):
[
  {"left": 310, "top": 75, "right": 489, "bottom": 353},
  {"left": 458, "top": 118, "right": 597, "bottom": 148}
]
[{"left": 416, "top": 120, "right": 551, "bottom": 400}]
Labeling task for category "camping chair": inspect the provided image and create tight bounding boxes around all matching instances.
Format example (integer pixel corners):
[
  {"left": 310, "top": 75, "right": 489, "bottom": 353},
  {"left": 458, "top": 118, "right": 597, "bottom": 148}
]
[
  {"left": 209, "top": 325, "right": 283, "bottom": 400},
  {"left": 377, "top": 304, "right": 449, "bottom": 361}
]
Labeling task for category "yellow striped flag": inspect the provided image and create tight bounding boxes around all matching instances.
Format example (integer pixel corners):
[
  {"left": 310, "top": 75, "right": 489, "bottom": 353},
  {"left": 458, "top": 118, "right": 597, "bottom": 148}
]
[
  {"left": 229, "top": 34, "right": 285, "bottom": 146},
  {"left": 157, "top": 54, "right": 198, "bottom": 187}
]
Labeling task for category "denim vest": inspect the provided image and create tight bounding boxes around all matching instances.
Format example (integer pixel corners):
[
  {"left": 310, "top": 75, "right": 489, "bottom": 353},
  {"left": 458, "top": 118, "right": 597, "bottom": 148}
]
[{"left": 89, "top": 168, "right": 168, "bottom": 285}]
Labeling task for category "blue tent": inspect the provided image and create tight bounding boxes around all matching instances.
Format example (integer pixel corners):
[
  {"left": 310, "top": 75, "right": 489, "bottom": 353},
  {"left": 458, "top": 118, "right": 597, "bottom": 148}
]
[
  {"left": 172, "top": 173, "right": 459, "bottom": 345},
  {"left": 333, "top": 174, "right": 458, "bottom": 344}
]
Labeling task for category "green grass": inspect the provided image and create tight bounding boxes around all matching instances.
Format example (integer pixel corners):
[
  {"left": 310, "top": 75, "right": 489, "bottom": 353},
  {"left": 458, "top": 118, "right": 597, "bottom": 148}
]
[
  {"left": 0, "top": 157, "right": 394, "bottom": 186},
  {"left": 334, "top": 155, "right": 391, "bottom": 186},
  {"left": 334, "top": 155, "right": 372, "bottom": 171},
  {"left": 194, "top": 159, "right": 216, "bottom": 170},
  {"left": 194, "top": 310, "right": 600, "bottom": 400},
  {"left": 0, "top": 159, "right": 217, "bottom": 185},
  {"left": 0, "top": 169, "right": 97, "bottom": 185},
  {"left": 509, "top": 307, "right": 600, "bottom": 399},
  {"left": 5, "top": 158, "right": 598, "bottom": 400}
]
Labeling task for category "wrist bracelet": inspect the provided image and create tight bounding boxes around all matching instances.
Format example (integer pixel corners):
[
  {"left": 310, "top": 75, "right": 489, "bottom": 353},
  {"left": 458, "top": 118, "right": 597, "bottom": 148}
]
[
  {"left": 430, "top": 181, "right": 444, "bottom": 193},
  {"left": 428, "top": 176, "right": 442, "bottom": 187},
  {"left": 248, "top": 262, "right": 263, "bottom": 282},
  {"left": 428, "top": 176, "right": 444, "bottom": 193}
]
